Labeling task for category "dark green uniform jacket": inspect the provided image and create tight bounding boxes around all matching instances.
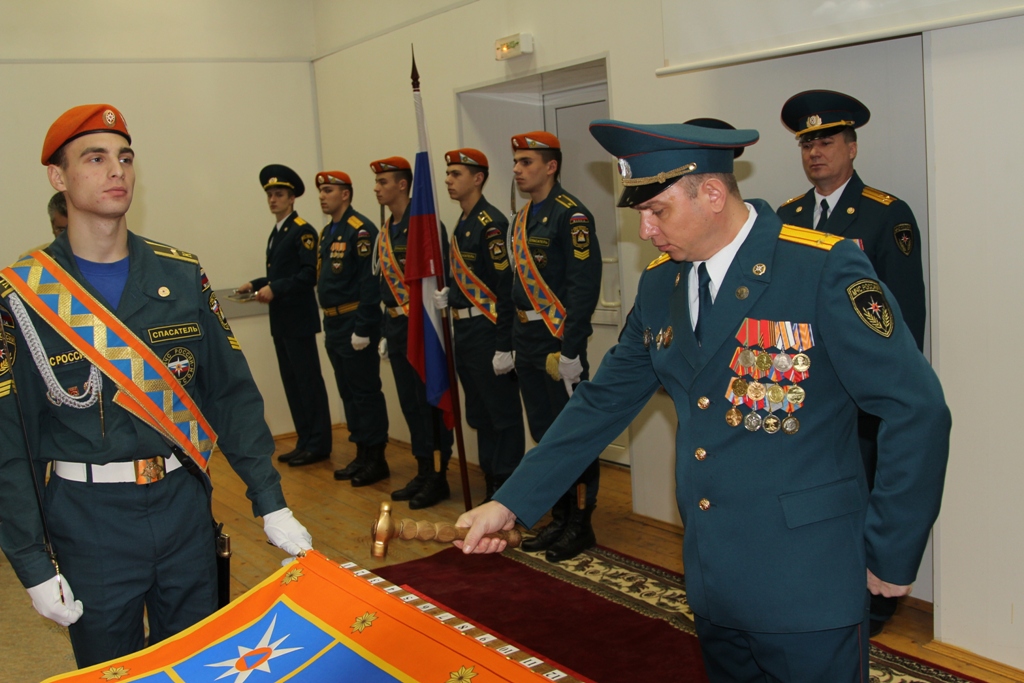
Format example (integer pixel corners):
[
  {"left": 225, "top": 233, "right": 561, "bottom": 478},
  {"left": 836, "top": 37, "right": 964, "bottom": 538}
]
[
  {"left": 317, "top": 205, "right": 381, "bottom": 338},
  {"left": 251, "top": 211, "right": 320, "bottom": 338},
  {"left": 0, "top": 232, "right": 284, "bottom": 588},
  {"left": 496, "top": 200, "right": 949, "bottom": 633},
  {"left": 511, "top": 184, "right": 602, "bottom": 358},
  {"left": 776, "top": 171, "right": 926, "bottom": 350}
]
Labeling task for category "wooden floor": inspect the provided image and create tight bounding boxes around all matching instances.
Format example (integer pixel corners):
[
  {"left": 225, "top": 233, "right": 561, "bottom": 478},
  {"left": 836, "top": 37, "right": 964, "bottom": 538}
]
[{"left": 216, "top": 426, "right": 1022, "bottom": 683}]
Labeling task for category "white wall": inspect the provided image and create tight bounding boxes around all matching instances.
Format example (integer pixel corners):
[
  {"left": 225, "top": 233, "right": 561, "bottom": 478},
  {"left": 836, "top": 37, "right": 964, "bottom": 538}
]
[{"left": 924, "top": 15, "right": 1024, "bottom": 667}]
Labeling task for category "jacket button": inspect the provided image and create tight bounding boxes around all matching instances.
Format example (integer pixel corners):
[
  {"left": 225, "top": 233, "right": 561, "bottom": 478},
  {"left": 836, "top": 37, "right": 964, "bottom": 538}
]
[
  {"left": 695, "top": 448, "right": 707, "bottom": 461},
  {"left": 697, "top": 396, "right": 710, "bottom": 410},
  {"left": 698, "top": 498, "right": 711, "bottom": 511}
]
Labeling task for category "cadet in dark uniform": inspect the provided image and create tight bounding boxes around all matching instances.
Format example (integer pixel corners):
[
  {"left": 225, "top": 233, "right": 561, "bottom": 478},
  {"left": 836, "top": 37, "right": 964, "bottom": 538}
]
[
  {"left": 372, "top": 156, "right": 454, "bottom": 507},
  {"left": 458, "top": 119, "right": 950, "bottom": 683},
  {"left": 777, "top": 90, "right": 928, "bottom": 635},
  {"left": 0, "top": 104, "right": 312, "bottom": 667},
  {"left": 237, "top": 165, "right": 333, "bottom": 466},
  {"left": 312, "top": 171, "right": 390, "bottom": 485},
  {"left": 509, "top": 131, "right": 602, "bottom": 561},
  {"left": 434, "top": 148, "right": 525, "bottom": 502}
]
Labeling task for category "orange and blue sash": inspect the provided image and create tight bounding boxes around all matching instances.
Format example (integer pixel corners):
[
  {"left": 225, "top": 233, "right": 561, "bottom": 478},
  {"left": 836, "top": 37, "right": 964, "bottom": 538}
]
[
  {"left": 1, "top": 250, "right": 216, "bottom": 472},
  {"left": 450, "top": 233, "right": 497, "bottom": 324},
  {"left": 377, "top": 219, "right": 410, "bottom": 314},
  {"left": 512, "top": 204, "right": 565, "bottom": 338}
]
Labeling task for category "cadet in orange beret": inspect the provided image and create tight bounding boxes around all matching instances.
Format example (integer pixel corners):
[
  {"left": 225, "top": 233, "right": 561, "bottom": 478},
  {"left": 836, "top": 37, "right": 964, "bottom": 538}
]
[
  {"left": 434, "top": 149, "right": 525, "bottom": 503},
  {"left": 371, "top": 156, "right": 454, "bottom": 508},
  {"left": 508, "top": 131, "right": 603, "bottom": 561},
  {"left": 312, "top": 171, "right": 390, "bottom": 484},
  {"left": 0, "top": 104, "right": 313, "bottom": 667}
]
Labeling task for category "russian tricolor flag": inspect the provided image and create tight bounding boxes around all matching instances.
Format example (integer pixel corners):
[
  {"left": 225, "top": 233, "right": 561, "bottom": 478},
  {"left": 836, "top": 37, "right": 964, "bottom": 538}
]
[{"left": 404, "top": 66, "right": 455, "bottom": 430}]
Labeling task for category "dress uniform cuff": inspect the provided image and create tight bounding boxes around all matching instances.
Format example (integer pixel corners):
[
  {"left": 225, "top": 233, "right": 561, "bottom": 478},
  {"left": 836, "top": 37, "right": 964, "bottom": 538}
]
[{"left": 251, "top": 487, "right": 288, "bottom": 519}]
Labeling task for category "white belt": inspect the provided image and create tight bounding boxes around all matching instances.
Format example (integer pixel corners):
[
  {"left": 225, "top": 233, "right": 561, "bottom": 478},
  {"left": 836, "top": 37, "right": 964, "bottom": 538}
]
[
  {"left": 53, "top": 454, "right": 182, "bottom": 484},
  {"left": 517, "top": 309, "right": 543, "bottom": 322},
  {"left": 451, "top": 307, "right": 488, "bottom": 320}
]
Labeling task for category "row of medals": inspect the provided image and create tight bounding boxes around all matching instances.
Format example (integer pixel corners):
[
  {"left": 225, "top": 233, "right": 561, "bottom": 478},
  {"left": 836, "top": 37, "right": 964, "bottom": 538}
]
[{"left": 725, "top": 346, "right": 809, "bottom": 435}]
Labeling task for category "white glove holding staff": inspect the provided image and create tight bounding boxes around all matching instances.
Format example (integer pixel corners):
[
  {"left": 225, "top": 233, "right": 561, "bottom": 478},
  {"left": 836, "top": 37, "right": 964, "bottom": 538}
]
[
  {"left": 351, "top": 333, "right": 370, "bottom": 351},
  {"left": 432, "top": 287, "right": 449, "bottom": 310},
  {"left": 27, "top": 574, "right": 83, "bottom": 627},
  {"left": 263, "top": 507, "right": 313, "bottom": 559},
  {"left": 492, "top": 351, "right": 514, "bottom": 376}
]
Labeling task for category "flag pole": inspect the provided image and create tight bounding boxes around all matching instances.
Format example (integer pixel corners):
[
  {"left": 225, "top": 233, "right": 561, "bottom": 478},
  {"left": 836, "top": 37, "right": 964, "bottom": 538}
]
[{"left": 411, "top": 49, "right": 472, "bottom": 511}]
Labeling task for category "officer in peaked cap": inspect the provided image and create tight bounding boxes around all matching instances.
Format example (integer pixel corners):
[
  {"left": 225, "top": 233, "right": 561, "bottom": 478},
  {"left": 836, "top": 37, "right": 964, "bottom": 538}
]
[
  {"left": 238, "top": 163, "right": 333, "bottom": 467},
  {"left": 458, "top": 118, "right": 949, "bottom": 682},
  {"left": 0, "top": 104, "right": 313, "bottom": 667},
  {"left": 507, "top": 130, "right": 603, "bottom": 562},
  {"left": 435, "top": 148, "right": 525, "bottom": 504},
  {"left": 312, "top": 171, "right": 390, "bottom": 485},
  {"left": 777, "top": 90, "right": 928, "bottom": 636}
]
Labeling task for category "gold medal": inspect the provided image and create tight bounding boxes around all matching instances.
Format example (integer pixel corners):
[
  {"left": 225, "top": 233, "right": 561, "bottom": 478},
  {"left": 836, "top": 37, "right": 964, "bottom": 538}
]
[
  {"left": 773, "top": 352, "right": 793, "bottom": 373},
  {"left": 725, "top": 406, "right": 743, "bottom": 427},
  {"left": 763, "top": 413, "right": 781, "bottom": 434},
  {"left": 662, "top": 326, "right": 673, "bottom": 348},
  {"left": 792, "top": 353, "right": 811, "bottom": 373},
  {"left": 643, "top": 328, "right": 652, "bottom": 350},
  {"left": 744, "top": 411, "right": 762, "bottom": 432},
  {"left": 731, "top": 377, "right": 749, "bottom": 397},
  {"left": 786, "top": 384, "right": 806, "bottom": 404},
  {"left": 755, "top": 351, "right": 773, "bottom": 372},
  {"left": 766, "top": 383, "right": 786, "bottom": 404},
  {"left": 738, "top": 348, "right": 756, "bottom": 368},
  {"left": 746, "top": 381, "right": 766, "bottom": 401},
  {"left": 782, "top": 415, "right": 800, "bottom": 435}
]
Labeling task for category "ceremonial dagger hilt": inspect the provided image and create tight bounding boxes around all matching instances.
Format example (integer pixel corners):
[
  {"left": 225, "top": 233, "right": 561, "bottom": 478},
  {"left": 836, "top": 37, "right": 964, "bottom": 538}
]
[{"left": 371, "top": 501, "right": 522, "bottom": 559}]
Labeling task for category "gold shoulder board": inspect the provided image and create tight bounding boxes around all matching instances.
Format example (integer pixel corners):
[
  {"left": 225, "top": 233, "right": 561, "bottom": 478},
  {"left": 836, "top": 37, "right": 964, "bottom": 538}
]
[
  {"left": 294, "top": 216, "right": 308, "bottom": 226},
  {"left": 347, "top": 215, "right": 364, "bottom": 229},
  {"left": 862, "top": 187, "right": 896, "bottom": 206},
  {"left": 778, "top": 225, "right": 843, "bottom": 251},
  {"left": 646, "top": 253, "right": 672, "bottom": 270},
  {"left": 145, "top": 240, "right": 200, "bottom": 264},
  {"left": 779, "top": 194, "right": 805, "bottom": 208}
]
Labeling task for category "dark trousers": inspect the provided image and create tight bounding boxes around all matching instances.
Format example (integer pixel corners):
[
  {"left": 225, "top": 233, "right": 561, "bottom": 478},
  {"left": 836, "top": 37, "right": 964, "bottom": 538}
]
[
  {"left": 453, "top": 316, "right": 525, "bottom": 480},
  {"left": 513, "top": 319, "right": 599, "bottom": 505},
  {"left": 323, "top": 316, "right": 388, "bottom": 447},
  {"left": 273, "top": 334, "right": 332, "bottom": 455},
  {"left": 384, "top": 316, "right": 453, "bottom": 462},
  {"left": 46, "top": 469, "right": 217, "bottom": 667},
  {"left": 694, "top": 613, "right": 871, "bottom": 683}
]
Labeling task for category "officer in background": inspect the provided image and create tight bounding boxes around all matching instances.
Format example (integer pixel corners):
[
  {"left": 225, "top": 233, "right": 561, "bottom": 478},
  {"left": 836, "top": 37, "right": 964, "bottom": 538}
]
[
  {"left": 458, "top": 118, "right": 950, "bottom": 682},
  {"left": 0, "top": 104, "right": 312, "bottom": 667},
  {"left": 372, "top": 156, "right": 453, "bottom": 507},
  {"left": 509, "top": 131, "right": 602, "bottom": 561},
  {"left": 777, "top": 90, "right": 928, "bottom": 635},
  {"left": 313, "top": 171, "right": 390, "bottom": 484},
  {"left": 237, "top": 165, "right": 333, "bottom": 467},
  {"left": 434, "top": 149, "right": 525, "bottom": 503},
  {"left": 48, "top": 191, "right": 68, "bottom": 237}
]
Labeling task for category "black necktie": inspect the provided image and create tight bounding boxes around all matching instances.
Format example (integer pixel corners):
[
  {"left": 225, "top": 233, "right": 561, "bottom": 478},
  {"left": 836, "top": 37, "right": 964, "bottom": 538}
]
[
  {"left": 815, "top": 198, "right": 829, "bottom": 231},
  {"left": 694, "top": 262, "right": 713, "bottom": 347}
]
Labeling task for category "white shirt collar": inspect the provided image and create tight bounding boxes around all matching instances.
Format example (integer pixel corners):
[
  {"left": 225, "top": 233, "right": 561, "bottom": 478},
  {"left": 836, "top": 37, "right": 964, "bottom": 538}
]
[
  {"left": 813, "top": 175, "right": 852, "bottom": 225},
  {"left": 688, "top": 202, "right": 758, "bottom": 328}
]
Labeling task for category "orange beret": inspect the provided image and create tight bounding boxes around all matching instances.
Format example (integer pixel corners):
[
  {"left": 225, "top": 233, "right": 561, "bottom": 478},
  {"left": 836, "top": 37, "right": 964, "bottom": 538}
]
[
  {"left": 41, "top": 104, "right": 131, "bottom": 165},
  {"left": 369, "top": 156, "right": 411, "bottom": 174},
  {"left": 511, "top": 131, "right": 560, "bottom": 151},
  {"left": 316, "top": 171, "right": 352, "bottom": 187},
  {"left": 444, "top": 148, "right": 488, "bottom": 168}
]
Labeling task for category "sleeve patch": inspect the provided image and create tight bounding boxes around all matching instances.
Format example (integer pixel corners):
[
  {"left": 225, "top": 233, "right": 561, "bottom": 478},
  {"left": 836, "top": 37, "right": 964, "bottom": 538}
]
[
  {"left": 209, "top": 292, "right": 232, "bottom": 332},
  {"left": 348, "top": 215, "right": 364, "bottom": 229},
  {"left": 199, "top": 268, "right": 211, "bottom": 292},
  {"left": 485, "top": 226, "right": 502, "bottom": 240},
  {"left": 568, "top": 212, "right": 590, "bottom": 225},
  {"left": 893, "top": 223, "right": 914, "bottom": 256},
  {"left": 570, "top": 222, "right": 590, "bottom": 250},
  {"left": 301, "top": 233, "right": 316, "bottom": 251},
  {"left": 227, "top": 336, "right": 242, "bottom": 351},
  {"left": 847, "top": 279, "right": 894, "bottom": 338},
  {"left": 489, "top": 236, "right": 508, "bottom": 264}
]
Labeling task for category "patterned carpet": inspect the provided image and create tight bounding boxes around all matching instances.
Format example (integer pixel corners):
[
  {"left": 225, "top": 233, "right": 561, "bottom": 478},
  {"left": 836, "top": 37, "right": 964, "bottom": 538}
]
[{"left": 506, "top": 545, "right": 984, "bottom": 683}]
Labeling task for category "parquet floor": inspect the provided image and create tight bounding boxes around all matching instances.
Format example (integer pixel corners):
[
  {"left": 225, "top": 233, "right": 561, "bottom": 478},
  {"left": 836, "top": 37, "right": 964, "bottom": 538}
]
[{"left": 214, "top": 426, "right": 1022, "bottom": 683}]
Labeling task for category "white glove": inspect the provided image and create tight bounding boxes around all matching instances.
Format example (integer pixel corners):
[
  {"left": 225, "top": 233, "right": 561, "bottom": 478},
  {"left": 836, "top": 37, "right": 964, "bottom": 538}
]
[
  {"left": 263, "top": 507, "right": 313, "bottom": 557},
  {"left": 432, "top": 286, "right": 449, "bottom": 310},
  {"left": 492, "top": 351, "right": 514, "bottom": 376},
  {"left": 351, "top": 333, "right": 370, "bottom": 351},
  {"left": 27, "top": 574, "right": 83, "bottom": 627},
  {"left": 558, "top": 355, "right": 583, "bottom": 385},
  {"left": 378, "top": 337, "right": 389, "bottom": 359}
]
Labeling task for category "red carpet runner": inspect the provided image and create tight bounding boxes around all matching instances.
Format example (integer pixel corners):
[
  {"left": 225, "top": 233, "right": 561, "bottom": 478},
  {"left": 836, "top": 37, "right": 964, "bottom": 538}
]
[{"left": 376, "top": 546, "right": 987, "bottom": 683}]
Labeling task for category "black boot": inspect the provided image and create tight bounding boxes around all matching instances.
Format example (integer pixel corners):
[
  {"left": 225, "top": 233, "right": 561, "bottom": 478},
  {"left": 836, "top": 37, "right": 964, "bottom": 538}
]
[
  {"left": 391, "top": 458, "right": 431, "bottom": 501},
  {"left": 351, "top": 444, "right": 389, "bottom": 487},
  {"left": 333, "top": 445, "right": 366, "bottom": 481},
  {"left": 545, "top": 503, "right": 596, "bottom": 562},
  {"left": 521, "top": 493, "right": 572, "bottom": 552},
  {"left": 410, "top": 471, "right": 450, "bottom": 510},
  {"left": 276, "top": 447, "right": 301, "bottom": 463}
]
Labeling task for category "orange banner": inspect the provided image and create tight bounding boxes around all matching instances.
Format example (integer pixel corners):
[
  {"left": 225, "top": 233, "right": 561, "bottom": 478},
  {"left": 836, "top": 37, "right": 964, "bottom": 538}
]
[{"left": 44, "top": 551, "right": 579, "bottom": 683}]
